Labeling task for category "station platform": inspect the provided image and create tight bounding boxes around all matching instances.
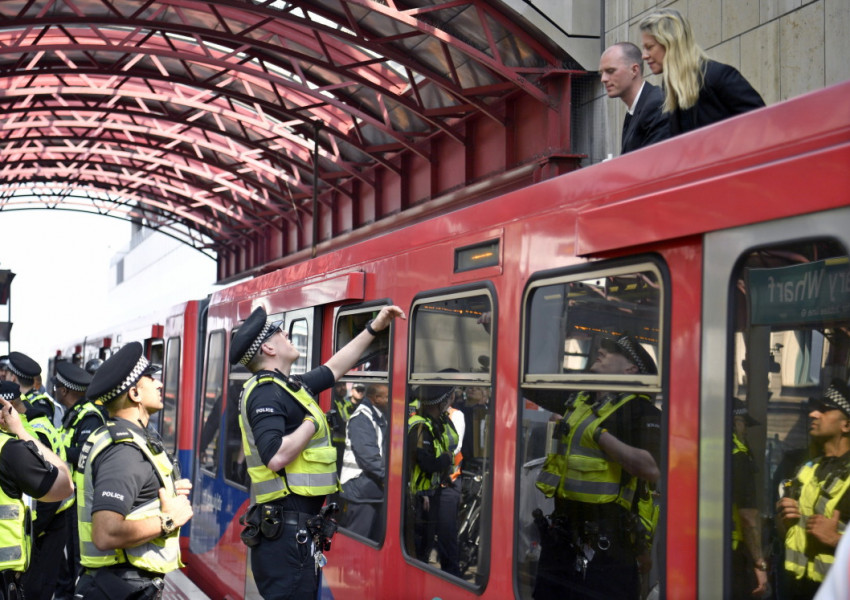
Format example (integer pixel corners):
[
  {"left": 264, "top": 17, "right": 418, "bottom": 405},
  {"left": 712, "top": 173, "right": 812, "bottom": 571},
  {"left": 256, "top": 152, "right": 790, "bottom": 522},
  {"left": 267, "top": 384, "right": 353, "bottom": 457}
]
[{"left": 163, "top": 568, "right": 211, "bottom": 600}]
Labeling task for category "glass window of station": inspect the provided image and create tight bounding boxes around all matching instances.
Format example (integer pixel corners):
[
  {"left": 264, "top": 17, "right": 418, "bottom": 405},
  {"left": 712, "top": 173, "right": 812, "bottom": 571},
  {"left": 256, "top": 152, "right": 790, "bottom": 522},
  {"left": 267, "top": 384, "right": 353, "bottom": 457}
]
[
  {"left": 404, "top": 288, "right": 494, "bottom": 588},
  {"left": 726, "top": 240, "right": 850, "bottom": 599},
  {"left": 518, "top": 262, "right": 666, "bottom": 599},
  {"left": 332, "top": 305, "right": 393, "bottom": 544}
]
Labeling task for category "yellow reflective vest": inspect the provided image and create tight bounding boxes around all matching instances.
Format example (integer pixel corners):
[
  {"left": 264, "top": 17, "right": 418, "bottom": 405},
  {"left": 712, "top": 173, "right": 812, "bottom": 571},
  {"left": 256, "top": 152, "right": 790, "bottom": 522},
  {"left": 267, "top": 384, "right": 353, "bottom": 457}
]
[
  {"left": 78, "top": 422, "right": 183, "bottom": 574},
  {"left": 784, "top": 456, "right": 850, "bottom": 583},
  {"left": 238, "top": 373, "right": 339, "bottom": 504},
  {"left": 731, "top": 433, "right": 750, "bottom": 551},
  {"left": 535, "top": 391, "right": 641, "bottom": 511},
  {"left": 407, "top": 414, "right": 459, "bottom": 495},
  {"left": 0, "top": 434, "right": 31, "bottom": 572}
]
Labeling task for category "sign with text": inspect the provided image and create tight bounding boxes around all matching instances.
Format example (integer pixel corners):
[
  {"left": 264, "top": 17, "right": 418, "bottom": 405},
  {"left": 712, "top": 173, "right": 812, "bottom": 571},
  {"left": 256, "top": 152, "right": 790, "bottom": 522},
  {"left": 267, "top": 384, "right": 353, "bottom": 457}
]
[{"left": 747, "top": 258, "right": 850, "bottom": 326}]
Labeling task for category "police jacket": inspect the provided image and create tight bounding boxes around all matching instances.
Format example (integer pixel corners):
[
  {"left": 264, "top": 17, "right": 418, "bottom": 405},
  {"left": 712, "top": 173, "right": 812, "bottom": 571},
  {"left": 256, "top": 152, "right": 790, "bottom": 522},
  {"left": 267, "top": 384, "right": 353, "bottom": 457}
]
[
  {"left": 536, "top": 391, "right": 647, "bottom": 511},
  {"left": 784, "top": 453, "right": 850, "bottom": 583},
  {"left": 408, "top": 413, "right": 458, "bottom": 496},
  {"left": 0, "top": 434, "right": 31, "bottom": 573},
  {"left": 340, "top": 398, "right": 386, "bottom": 503},
  {"left": 78, "top": 421, "right": 182, "bottom": 574},
  {"left": 238, "top": 371, "right": 339, "bottom": 505}
]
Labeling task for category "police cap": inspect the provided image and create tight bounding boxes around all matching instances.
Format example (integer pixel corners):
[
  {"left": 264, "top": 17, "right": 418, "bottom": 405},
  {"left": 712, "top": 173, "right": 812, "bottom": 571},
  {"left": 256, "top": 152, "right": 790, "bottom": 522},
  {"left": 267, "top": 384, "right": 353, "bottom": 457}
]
[
  {"left": 600, "top": 335, "right": 657, "bottom": 375},
  {"left": 0, "top": 381, "right": 20, "bottom": 402},
  {"left": 229, "top": 306, "right": 279, "bottom": 366},
  {"left": 732, "top": 398, "right": 759, "bottom": 426},
  {"left": 419, "top": 368, "right": 458, "bottom": 406},
  {"left": 7, "top": 352, "right": 41, "bottom": 380},
  {"left": 54, "top": 361, "right": 93, "bottom": 393},
  {"left": 811, "top": 379, "right": 850, "bottom": 417},
  {"left": 87, "top": 342, "right": 161, "bottom": 404}
]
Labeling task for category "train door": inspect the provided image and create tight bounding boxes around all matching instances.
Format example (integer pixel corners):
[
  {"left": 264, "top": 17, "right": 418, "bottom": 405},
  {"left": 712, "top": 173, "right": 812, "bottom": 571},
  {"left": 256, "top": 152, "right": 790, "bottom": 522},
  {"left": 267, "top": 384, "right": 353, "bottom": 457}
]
[{"left": 700, "top": 206, "right": 850, "bottom": 599}]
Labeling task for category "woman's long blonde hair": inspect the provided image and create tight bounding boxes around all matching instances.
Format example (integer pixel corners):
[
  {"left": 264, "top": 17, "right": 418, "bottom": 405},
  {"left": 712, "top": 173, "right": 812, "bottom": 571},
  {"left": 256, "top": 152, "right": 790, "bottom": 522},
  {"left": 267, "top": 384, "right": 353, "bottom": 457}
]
[{"left": 639, "top": 8, "right": 707, "bottom": 112}]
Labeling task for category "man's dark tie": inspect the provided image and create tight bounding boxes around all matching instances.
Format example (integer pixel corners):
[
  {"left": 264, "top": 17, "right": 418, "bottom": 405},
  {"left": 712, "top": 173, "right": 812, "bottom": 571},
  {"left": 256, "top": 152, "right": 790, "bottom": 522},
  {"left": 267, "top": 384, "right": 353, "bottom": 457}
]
[{"left": 621, "top": 112, "right": 633, "bottom": 148}]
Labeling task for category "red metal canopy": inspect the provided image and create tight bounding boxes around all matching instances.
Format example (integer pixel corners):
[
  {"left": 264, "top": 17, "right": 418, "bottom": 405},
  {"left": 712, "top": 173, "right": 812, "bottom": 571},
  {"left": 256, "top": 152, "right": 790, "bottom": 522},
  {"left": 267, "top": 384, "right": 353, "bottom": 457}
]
[{"left": 0, "top": 0, "right": 584, "bottom": 281}]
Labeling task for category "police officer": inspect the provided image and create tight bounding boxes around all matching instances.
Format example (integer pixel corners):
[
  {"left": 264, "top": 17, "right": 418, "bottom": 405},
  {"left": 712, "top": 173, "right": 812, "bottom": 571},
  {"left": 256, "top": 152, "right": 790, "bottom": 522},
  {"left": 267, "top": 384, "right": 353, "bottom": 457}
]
[
  {"left": 6, "top": 352, "right": 59, "bottom": 425},
  {"left": 0, "top": 381, "right": 74, "bottom": 599},
  {"left": 777, "top": 379, "right": 850, "bottom": 599},
  {"left": 24, "top": 362, "right": 96, "bottom": 599},
  {"left": 52, "top": 362, "right": 103, "bottom": 600},
  {"left": 533, "top": 334, "right": 661, "bottom": 600},
  {"left": 407, "top": 383, "right": 462, "bottom": 576},
  {"left": 731, "top": 399, "right": 768, "bottom": 599},
  {"left": 5, "top": 354, "right": 68, "bottom": 600},
  {"left": 74, "top": 342, "right": 193, "bottom": 600},
  {"left": 231, "top": 304, "right": 404, "bottom": 600}
]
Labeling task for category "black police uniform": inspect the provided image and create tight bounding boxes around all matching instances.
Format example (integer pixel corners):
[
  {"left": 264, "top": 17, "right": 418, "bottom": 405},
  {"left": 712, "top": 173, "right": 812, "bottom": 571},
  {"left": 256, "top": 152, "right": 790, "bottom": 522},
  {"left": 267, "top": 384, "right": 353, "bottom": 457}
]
[
  {"left": 243, "top": 367, "right": 335, "bottom": 599},
  {"left": 73, "top": 342, "right": 174, "bottom": 600},
  {"left": 0, "top": 381, "right": 61, "bottom": 600}
]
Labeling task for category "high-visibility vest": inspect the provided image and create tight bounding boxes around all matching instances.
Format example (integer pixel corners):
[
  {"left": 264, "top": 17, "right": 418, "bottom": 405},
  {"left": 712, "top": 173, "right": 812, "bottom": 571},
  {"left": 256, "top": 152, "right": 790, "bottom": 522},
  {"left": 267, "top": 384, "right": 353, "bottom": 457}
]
[
  {"left": 78, "top": 421, "right": 183, "bottom": 574},
  {"left": 0, "top": 434, "right": 31, "bottom": 572},
  {"left": 784, "top": 456, "right": 850, "bottom": 582},
  {"left": 61, "top": 402, "right": 107, "bottom": 467},
  {"left": 238, "top": 373, "right": 339, "bottom": 504},
  {"left": 535, "top": 391, "right": 641, "bottom": 511},
  {"left": 340, "top": 402, "right": 383, "bottom": 486},
  {"left": 24, "top": 390, "right": 55, "bottom": 422},
  {"left": 407, "top": 414, "right": 459, "bottom": 494},
  {"left": 59, "top": 402, "right": 106, "bottom": 514},
  {"left": 731, "top": 433, "right": 749, "bottom": 551}
]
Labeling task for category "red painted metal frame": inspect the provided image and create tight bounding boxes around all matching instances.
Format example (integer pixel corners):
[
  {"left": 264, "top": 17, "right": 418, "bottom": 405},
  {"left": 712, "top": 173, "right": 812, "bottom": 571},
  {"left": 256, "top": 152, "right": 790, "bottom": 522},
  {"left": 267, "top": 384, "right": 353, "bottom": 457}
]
[{"left": 0, "top": 0, "right": 584, "bottom": 278}]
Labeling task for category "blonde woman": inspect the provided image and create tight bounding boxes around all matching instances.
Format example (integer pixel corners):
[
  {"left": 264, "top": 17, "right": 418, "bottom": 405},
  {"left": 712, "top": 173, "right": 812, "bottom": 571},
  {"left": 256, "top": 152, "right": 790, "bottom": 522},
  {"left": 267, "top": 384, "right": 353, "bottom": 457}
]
[{"left": 639, "top": 8, "right": 764, "bottom": 135}]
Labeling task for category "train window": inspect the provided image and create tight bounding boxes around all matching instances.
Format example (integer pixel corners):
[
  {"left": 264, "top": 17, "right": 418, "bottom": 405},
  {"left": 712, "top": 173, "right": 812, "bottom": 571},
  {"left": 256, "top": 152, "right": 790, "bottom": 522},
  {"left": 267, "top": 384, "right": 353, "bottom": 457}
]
[
  {"left": 289, "top": 318, "right": 309, "bottom": 375},
  {"left": 161, "top": 336, "right": 180, "bottom": 455},
  {"left": 726, "top": 240, "right": 850, "bottom": 599},
  {"left": 517, "top": 262, "right": 666, "bottom": 599},
  {"left": 404, "top": 289, "right": 495, "bottom": 588},
  {"left": 333, "top": 305, "right": 393, "bottom": 544},
  {"left": 198, "top": 330, "right": 226, "bottom": 475},
  {"left": 334, "top": 307, "right": 391, "bottom": 376}
]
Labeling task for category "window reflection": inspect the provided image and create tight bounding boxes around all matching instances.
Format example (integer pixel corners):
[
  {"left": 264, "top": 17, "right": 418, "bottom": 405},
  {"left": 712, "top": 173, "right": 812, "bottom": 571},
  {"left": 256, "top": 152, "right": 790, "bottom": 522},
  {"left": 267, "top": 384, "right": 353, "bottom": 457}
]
[
  {"left": 518, "top": 265, "right": 665, "bottom": 600},
  {"left": 405, "top": 291, "right": 493, "bottom": 587},
  {"left": 199, "top": 331, "right": 225, "bottom": 473},
  {"left": 729, "top": 242, "right": 850, "bottom": 600}
]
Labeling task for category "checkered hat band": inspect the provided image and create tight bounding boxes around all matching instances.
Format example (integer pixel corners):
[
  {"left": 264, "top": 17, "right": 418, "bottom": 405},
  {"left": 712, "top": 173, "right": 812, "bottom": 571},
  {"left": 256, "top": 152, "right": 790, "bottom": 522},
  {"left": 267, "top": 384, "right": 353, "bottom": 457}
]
[
  {"left": 0, "top": 391, "right": 17, "bottom": 401},
  {"left": 618, "top": 339, "right": 647, "bottom": 374},
  {"left": 825, "top": 385, "right": 850, "bottom": 415},
  {"left": 7, "top": 363, "right": 27, "bottom": 380},
  {"left": 98, "top": 355, "right": 150, "bottom": 403},
  {"left": 239, "top": 321, "right": 275, "bottom": 366},
  {"left": 56, "top": 372, "right": 87, "bottom": 393}
]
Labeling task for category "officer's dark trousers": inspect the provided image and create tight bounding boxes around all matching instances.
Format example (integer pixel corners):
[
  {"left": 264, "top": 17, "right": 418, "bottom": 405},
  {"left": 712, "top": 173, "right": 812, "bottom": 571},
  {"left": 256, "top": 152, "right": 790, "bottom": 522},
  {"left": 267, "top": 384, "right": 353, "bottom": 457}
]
[
  {"left": 74, "top": 566, "right": 164, "bottom": 600},
  {"left": 251, "top": 511, "right": 318, "bottom": 600},
  {"left": 53, "top": 508, "right": 82, "bottom": 600},
  {"left": 0, "top": 571, "right": 23, "bottom": 600},
  {"left": 23, "top": 509, "right": 67, "bottom": 600},
  {"left": 533, "top": 533, "right": 639, "bottom": 600}
]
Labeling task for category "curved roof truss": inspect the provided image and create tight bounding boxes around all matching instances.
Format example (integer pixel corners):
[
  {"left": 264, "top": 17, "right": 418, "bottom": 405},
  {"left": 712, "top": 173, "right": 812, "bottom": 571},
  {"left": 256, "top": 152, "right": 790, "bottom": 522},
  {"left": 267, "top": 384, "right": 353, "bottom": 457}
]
[{"left": 0, "top": 0, "right": 581, "bottom": 276}]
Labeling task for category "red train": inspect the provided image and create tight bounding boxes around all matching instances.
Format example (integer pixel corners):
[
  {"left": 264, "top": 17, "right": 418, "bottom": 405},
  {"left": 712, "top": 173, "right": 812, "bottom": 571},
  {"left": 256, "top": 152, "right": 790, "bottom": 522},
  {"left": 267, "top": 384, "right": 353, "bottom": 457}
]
[{"left": 57, "top": 80, "right": 850, "bottom": 599}]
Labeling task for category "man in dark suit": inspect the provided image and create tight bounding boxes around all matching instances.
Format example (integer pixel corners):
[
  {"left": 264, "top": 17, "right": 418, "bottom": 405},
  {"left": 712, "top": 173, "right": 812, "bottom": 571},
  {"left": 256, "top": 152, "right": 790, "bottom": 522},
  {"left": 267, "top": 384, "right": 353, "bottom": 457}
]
[{"left": 599, "top": 42, "right": 669, "bottom": 154}]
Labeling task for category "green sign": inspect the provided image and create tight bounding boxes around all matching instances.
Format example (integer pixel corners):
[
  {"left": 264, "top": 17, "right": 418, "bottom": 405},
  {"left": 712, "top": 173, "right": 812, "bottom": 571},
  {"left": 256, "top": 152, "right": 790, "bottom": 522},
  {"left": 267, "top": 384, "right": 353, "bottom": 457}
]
[{"left": 748, "top": 258, "right": 850, "bottom": 325}]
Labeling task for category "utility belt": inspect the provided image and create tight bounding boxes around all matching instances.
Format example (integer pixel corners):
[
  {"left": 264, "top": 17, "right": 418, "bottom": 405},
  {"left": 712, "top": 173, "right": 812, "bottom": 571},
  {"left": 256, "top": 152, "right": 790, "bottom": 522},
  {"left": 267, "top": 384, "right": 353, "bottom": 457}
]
[
  {"left": 536, "top": 503, "right": 647, "bottom": 555},
  {"left": 75, "top": 565, "right": 164, "bottom": 600},
  {"left": 240, "top": 502, "right": 339, "bottom": 551}
]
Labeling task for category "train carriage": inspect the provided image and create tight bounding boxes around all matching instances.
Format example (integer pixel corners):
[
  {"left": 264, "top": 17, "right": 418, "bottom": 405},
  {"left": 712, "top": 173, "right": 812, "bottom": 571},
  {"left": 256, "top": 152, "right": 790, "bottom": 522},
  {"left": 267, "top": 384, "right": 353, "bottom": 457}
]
[{"left": 56, "top": 80, "right": 850, "bottom": 599}]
